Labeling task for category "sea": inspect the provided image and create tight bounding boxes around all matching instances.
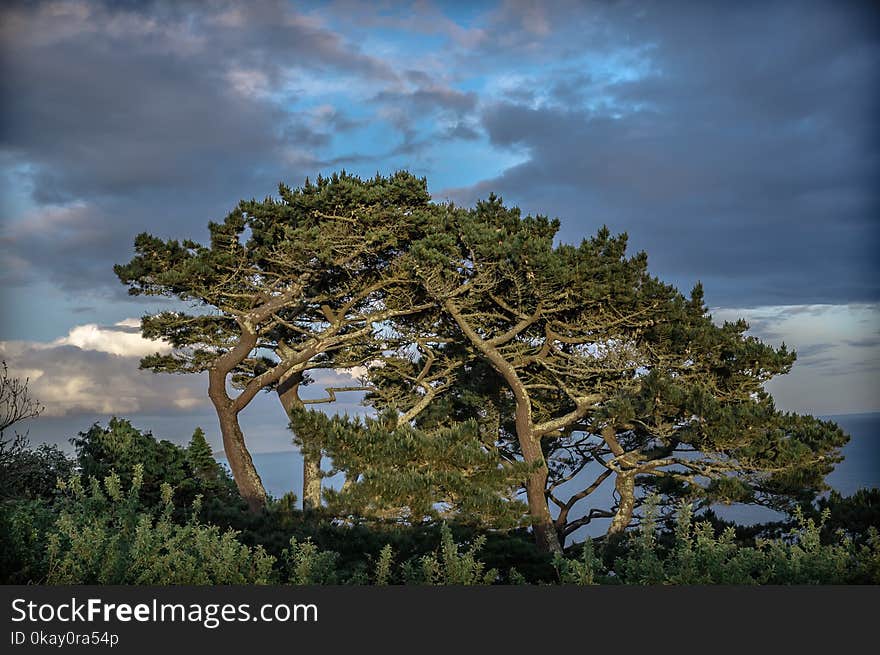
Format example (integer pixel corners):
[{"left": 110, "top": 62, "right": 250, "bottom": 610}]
[{"left": 221, "top": 412, "right": 880, "bottom": 537}]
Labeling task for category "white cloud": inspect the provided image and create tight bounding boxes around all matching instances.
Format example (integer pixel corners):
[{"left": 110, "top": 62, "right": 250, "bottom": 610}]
[
  {"left": 0, "top": 319, "right": 200, "bottom": 417},
  {"left": 48, "top": 321, "right": 170, "bottom": 358},
  {"left": 0, "top": 319, "right": 373, "bottom": 420}
]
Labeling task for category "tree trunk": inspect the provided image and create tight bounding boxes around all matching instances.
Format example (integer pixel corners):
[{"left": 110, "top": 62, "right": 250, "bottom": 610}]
[
  {"left": 444, "top": 300, "right": 562, "bottom": 555},
  {"left": 215, "top": 402, "right": 267, "bottom": 512},
  {"left": 277, "top": 371, "right": 323, "bottom": 511},
  {"left": 516, "top": 403, "right": 563, "bottom": 555},
  {"left": 601, "top": 425, "right": 638, "bottom": 536},
  {"left": 607, "top": 470, "right": 636, "bottom": 536},
  {"left": 302, "top": 455, "right": 322, "bottom": 511},
  {"left": 525, "top": 464, "right": 563, "bottom": 554},
  {"left": 207, "top": 363, "right": 267, "bottom": 513}
]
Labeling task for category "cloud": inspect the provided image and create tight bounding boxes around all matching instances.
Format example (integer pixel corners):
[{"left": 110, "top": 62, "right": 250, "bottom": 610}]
[
  {"left": 0, "top": 316, "right": 373, "bottom": 420},
  {"left": 47, "top": 320, "right": 170, "bottom": 358},
  {"left": 844, "top": 336, "right": 880, "bottom": 349},
  {"left": 0, "top": 0, "right": 403, "bottom": 290},
  {"left": 374, "top": 83, "right": 480, "bottom": 152},
  {"left": 444, "top": 1, "right": 880, "bottom": 306},
  {"left": 711, "top": 303, "right": 880, "bottom": 415},
  {"left": 0, "top": 318, "right": 197, "bottom": 416}
]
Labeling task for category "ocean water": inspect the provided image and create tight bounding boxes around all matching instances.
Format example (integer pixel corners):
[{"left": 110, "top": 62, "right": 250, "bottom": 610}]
[{"left": 224, "top": 413, "right": 880, "bottom": 533}]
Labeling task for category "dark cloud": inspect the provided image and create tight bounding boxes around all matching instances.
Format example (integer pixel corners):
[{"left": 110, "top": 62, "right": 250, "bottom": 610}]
[
  {"left": 2, "top": 0, "right": 878, "bottom": 311},
  {"left": 0, "top": 0, "right": 398, "bottom": 290},
  {"left": 447, "top": 1, "right": 880, "bottom": 306},
  {"left": 443, "top": 122, "right": 482, "bottom": 141},
  {"left": 794, "top": 343, "right": 836, "bottom": 360},
  {"left": 844, "top": 336, "right": 880, "bottom": 348}
]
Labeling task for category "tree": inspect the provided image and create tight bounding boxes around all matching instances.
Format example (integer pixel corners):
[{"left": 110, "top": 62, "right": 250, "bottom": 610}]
[
  {"left": 186, "top": 427, "right": 222, "bottom": 489},
  {"left": 115, "top": 172, "right": 437, "bottom": 511},
  {"left": 367, "top": 196, "right": 664, "bottom": 553},
  {"left": 71, "top": 418, "right": 239, "bottom": 514},
  {"left": 368, "top": 194, "right": 848, "bottom": 554},
  {"left": 1, "top": 361, "right": 44, "bottom": 436}
]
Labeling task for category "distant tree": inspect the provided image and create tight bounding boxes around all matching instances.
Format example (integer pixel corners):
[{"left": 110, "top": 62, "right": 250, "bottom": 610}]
[
  {"left": 186, "top": 427, "right": 221, "bottom": 488},
  {"left": 71, "top": 418, "right": 238, "bottom": 513},
  {"left": 115, "top": 172, "right": 437, "bottom": 511},
  {"left": 0, "top": 361, "right": 44, "bottom": 436}
]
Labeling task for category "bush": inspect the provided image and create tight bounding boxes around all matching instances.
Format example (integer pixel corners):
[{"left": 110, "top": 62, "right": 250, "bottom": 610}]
[
  {"left": 0, "top": 499, "right": 57, "bottom": 583},
  {"left": 551, "top": 498, "right": 880, "bottom": 585},
  {"left": 400, "top": 524, "right": 498, "bottom": 585},
  {"left": 46, "top": 466, "right": 276, "bottom": 584},
  {"left": 0, "top": 434, "right": 73, "bottom": 501}
]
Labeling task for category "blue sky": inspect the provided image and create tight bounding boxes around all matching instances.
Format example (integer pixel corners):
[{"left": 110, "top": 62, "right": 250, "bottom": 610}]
[{"left": 1, "top": 0, "right": 878, "bottom": 454}]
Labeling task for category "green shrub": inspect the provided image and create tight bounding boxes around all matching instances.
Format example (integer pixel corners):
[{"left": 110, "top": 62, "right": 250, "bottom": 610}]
[
  {"left": 401, "top": 524, "right": 498, "bottom": 585},
  {"left": 46, "top": 466, "right": 276, "bottom": 584},
  {"left": 284, "top": 537, "right": 342, "bottom": 585},
  {"left": 0, "top": 499, "right": 57, "bottom": 583},
  {"left": 608, "top": 499, "right": 880, "bottom": 585}
]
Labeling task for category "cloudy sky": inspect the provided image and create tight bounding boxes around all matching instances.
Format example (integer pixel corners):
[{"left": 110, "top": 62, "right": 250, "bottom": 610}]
[{"left": 1, "top": 0, "right": 878, "bottom": 456}]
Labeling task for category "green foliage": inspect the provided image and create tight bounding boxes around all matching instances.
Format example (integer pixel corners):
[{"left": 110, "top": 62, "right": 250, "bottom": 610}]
[
  {"left": 402, "top": 524, "right": 498, "bottom": 585},
  {"left": 290, "top": 407, "right": 530, "bottom": 528},
  {"left": 554, "top": 497, "right": 880, "bottom": 585},
  {"left": 553, "top": 539, "right": 602, "bottom": 585},
  {"left": 0, "top": 499, "right": 57, "bottom": 584},
  {"left": 283, "top": 537, "right": 342, "bottom": 585},
  {"left": 374, "top": 544, "right": 394, "bottom": 585},
  {"left": 813, "top": 488, "right": 880, "bottom": 544},
  {"left": 6, "top": 422, "right": 873, "bottom": 586},
  {"left": 46, "top": 466, "right": 276, "bottom": 585},
  {"left": 0, "top": 434, "right": 74, "bottom": 583},
  {"left": 71, "top": 418, "right": 241, "bottom": 517}
]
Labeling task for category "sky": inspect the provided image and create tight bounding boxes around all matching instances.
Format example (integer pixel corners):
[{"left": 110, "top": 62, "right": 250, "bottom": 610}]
[{"left": 1, "top": 0, "right": 879, "bottom": 457}]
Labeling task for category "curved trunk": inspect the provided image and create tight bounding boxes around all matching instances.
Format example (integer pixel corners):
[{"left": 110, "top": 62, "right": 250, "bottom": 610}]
[
  {"left": 215, "top": 401, "right": 267, "bottom": 512},
  {"left": 445, "top": 299, "right": 562, "bottom": 555},
  {"left": 602, "top": 425, "right": 638, "bottom": 536},
  {"left": 277, "top": 371, "right": 322, "bottom": 511},
  {"left": 208, "top": 367, "right": 267, "bottom": 513},
  {"left": 515, "top": 399, "right": 563, "bottom": 555}
]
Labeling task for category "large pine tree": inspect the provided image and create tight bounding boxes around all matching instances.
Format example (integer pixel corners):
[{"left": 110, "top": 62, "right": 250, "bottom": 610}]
[
  {"left": 115, "top": 172, "right": 438, "bottom": 511},
  {"left": 364, "top": 194, "right": 849, "bottom": 554}
]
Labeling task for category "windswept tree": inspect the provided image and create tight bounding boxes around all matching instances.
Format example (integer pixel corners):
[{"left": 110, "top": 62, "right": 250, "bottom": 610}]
[
  {"left": 115, "top": 172, "right": 435, "bottom": 511},
  {"left": 368, "top": 195, "right": 848, "bottom": 554}
]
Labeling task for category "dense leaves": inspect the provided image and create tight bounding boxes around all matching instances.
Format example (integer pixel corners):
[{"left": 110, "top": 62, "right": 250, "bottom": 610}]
[{"left": 290, "top": 407, "right": 532, "bottom": 527}]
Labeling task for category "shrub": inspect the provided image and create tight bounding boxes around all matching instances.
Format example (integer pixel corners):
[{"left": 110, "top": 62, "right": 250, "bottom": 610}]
[
  {"left": 46, "top": 466, "right": 276, "bottom": 584},
  {"left": 608, "top": 498, "right": 880, "bottom": 585},
  {"left": 401, "top": 524, "right": 498, "bottom": 585}
]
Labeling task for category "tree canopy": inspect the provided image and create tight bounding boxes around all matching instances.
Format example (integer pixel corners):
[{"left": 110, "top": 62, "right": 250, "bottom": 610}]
[{"left": 115, "top": 171, "right": 439, "bottom": 510}]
